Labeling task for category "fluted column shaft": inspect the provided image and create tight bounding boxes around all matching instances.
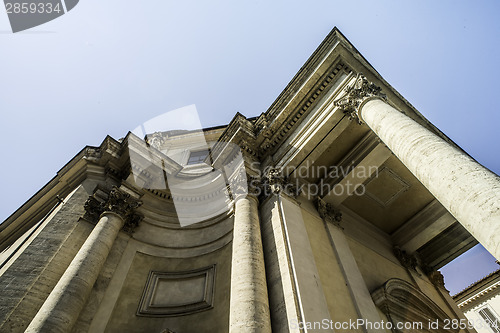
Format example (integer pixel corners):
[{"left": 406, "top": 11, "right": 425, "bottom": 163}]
[
  {"left": 359, "top": 97, "right": 500, "bottom": 259},
  {"left": 25, "top": 212, "right": 124, "bottom": 333},
  {"left": 229, "top": 194, "right": 272, "bottom": 333}
]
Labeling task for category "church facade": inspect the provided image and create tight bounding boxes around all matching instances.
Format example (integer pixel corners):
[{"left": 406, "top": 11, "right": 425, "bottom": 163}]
[{"left": 1, "top": 28, "right": 499, "bottom": 333}]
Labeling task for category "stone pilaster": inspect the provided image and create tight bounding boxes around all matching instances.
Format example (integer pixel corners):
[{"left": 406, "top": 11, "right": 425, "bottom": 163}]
[
  {"left": 319, "top": 199, "right": 384, "bottom": 333},
  {"left": 25, "top": 187, "right": 142, "bottom": 333}
]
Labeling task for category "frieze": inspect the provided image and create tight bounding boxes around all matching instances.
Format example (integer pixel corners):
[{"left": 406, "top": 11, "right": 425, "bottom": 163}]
[{"left": 259, "top": 61, "right": 349, "bottom": 154}]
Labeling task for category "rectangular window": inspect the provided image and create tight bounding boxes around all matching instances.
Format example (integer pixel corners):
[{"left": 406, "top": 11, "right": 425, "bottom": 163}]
[
  {"left": 478, "top": 307, "right": 500, "bottom": 333},
  {"left": 187, "top": 150, "right": 210, "bottom": 165}
]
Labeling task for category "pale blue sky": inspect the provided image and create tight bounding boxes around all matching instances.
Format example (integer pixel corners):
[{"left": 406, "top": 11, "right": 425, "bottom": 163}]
[{"left": 1, "top": 0, "right": 499, "bottom": 294}]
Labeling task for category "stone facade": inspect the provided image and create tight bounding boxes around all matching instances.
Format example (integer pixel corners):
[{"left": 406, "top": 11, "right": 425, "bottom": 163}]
[{"left": 1, "top": 27, "right": 499, "bottom": 332}]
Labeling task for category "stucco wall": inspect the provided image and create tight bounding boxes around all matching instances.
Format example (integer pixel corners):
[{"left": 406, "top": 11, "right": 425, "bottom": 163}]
[{"left": 464, "top": 294, "right": 500, "bottom": 333}]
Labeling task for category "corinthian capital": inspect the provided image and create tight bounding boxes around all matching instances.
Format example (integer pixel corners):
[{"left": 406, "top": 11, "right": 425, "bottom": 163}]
[
  {"left": 334, "top": 73, "right": 386, "bottom": 124},
  {"left": 262, "top": 168, "right": 299, "bottom": 198},
  {"left": 316, "top": 198, "right": 342, "bottom": 228},
  {"left": 228, "top": 170, "right": 262, "bottom": 200},
  {"left": 393, "top": 246, "right": 418, "bottom": 271},
  {"left": 421, "top": 263, "right": 448, "bottom": 291},
  {"left": 84, "top": 186, "right": 143, "bottom": 233}
]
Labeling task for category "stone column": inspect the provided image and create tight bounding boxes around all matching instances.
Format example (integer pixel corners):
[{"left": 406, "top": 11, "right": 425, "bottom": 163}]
[
  {"left": 229, "top": 174, "right": 272, "bottom": 333},
  {"left": 335, "top": 73, "right": 500, "bottom": 259},
  {"left": 25, "top": 187, "right": 141, "bottom": 333}
]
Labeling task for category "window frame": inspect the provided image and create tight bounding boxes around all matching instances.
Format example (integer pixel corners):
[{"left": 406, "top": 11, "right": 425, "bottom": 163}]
[
  {"left": 186, "top": 149, "right": 211, "bottom": 165},
  {"left": 477, "top": 305, "right": 500, "bottom": 333}
]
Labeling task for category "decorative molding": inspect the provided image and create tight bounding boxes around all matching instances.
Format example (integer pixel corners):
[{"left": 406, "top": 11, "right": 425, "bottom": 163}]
[
  {"left": 83, "top": 147, "right": 102, "bottom": 162},
  {"left": 137, "top": 265, "right": 216, "bottom": 317},
  {"left": 372, "top": 279, "right": 458, "bottom": 333},
  {"left": 364, "top": 166, "right": 410, "bottom": 208},
  {"left": 334, "top": 73, "right": 386, "bottom": 124},
  {"left": 261, "top": 168, "right": 299, "bottom": 198},
  {"left": 259, "top": 61, "right": 350, "bottom": 154},
  {"left": 227, "top": 169, "right": 261, "bottom": 200},
  {"left": 84, "top": 186, "right": 143, "bottom": 233},
  {"left": 214, "top": 114, "right": 256, "bottom": 157},
  {"left": 393, "top": 246, "right": 418, "bottom": 271},
  {"left": 456, "top": 279, "right": 500, "bottom": 311},
  {"left": 453, "top": 268, "right": 500, "bottom": 311},
  {"left": 238, "top": 138, "right": 260, "bottom": 159},
  {"left": 316, "top": 198, "right": 342, "bottom": 228},
  {"left": 428, "top": 270, "right": 447, "bottom": 291},
  {"left": 255, "top": 113, "right": 273, "bottom": 138},
  {"left": 146, "top": 132, "right": 166, "bottom": 150}
]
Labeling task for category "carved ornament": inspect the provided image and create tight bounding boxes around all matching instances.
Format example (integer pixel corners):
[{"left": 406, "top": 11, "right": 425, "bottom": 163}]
[
  {"left": 262, "top": 168, "right": 299, "bottom": 198},
  {"left": 228, "top": 170, "right": 261, "bottom": 200},
  {"left": 84, "top": 186, "right": 143, "bottom": 233},
  {"left": 334, "top": 73, "right": 386, "bottom": 124},
  {"left": 393, "top": 246, "right": 418, "bottom": 271},
  {"left": 421, "top": 264, "right": 448, "bottom": 291},
  {"left": 316, "top": 198, "right": 342, "bottom": 228},
  {"left": 146, "top": 132, "right": 166, "bottom": 150}
]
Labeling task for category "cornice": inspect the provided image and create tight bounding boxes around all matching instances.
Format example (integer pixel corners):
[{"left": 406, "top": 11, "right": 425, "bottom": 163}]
[
  {"left": 263, "top": 28, "right": 344, "bottom": 122},
  {"left": 210, "top": 114, "right": 259, "bottom": 166},
  {"left": 215, "top": 113, "right": 255, "bottom": 148},
  {"left": 454, "top": 269, "right": 500, "bottom": 311},
  {"left": 0, "top": 135, "right": 128, "bottom": 250},
  {"left": 209, "top": 26, "right": 469, "bottom": 172},
  {"left": 257, "top": 60, "right": 350, "bottom": 157}
]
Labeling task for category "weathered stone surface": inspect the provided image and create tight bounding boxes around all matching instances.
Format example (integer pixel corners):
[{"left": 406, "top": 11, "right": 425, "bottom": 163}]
[
  {"left": 229, "top": 196, "right": 271, "bottom": 333},
  {"left": 25, "top": 212, "right": 125, "bottom": 333},
  {"left": 1, "top": 28, "right": 496, "bottom": 333},
  {"left": 71, "top": 234, "right": 129, "bottom": 333},
  {"left": 361, "top": 97, "right": 500, "bottom": 260},
  {"left": 0, "top": 185, "right": 89, "bottom": 332}
]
